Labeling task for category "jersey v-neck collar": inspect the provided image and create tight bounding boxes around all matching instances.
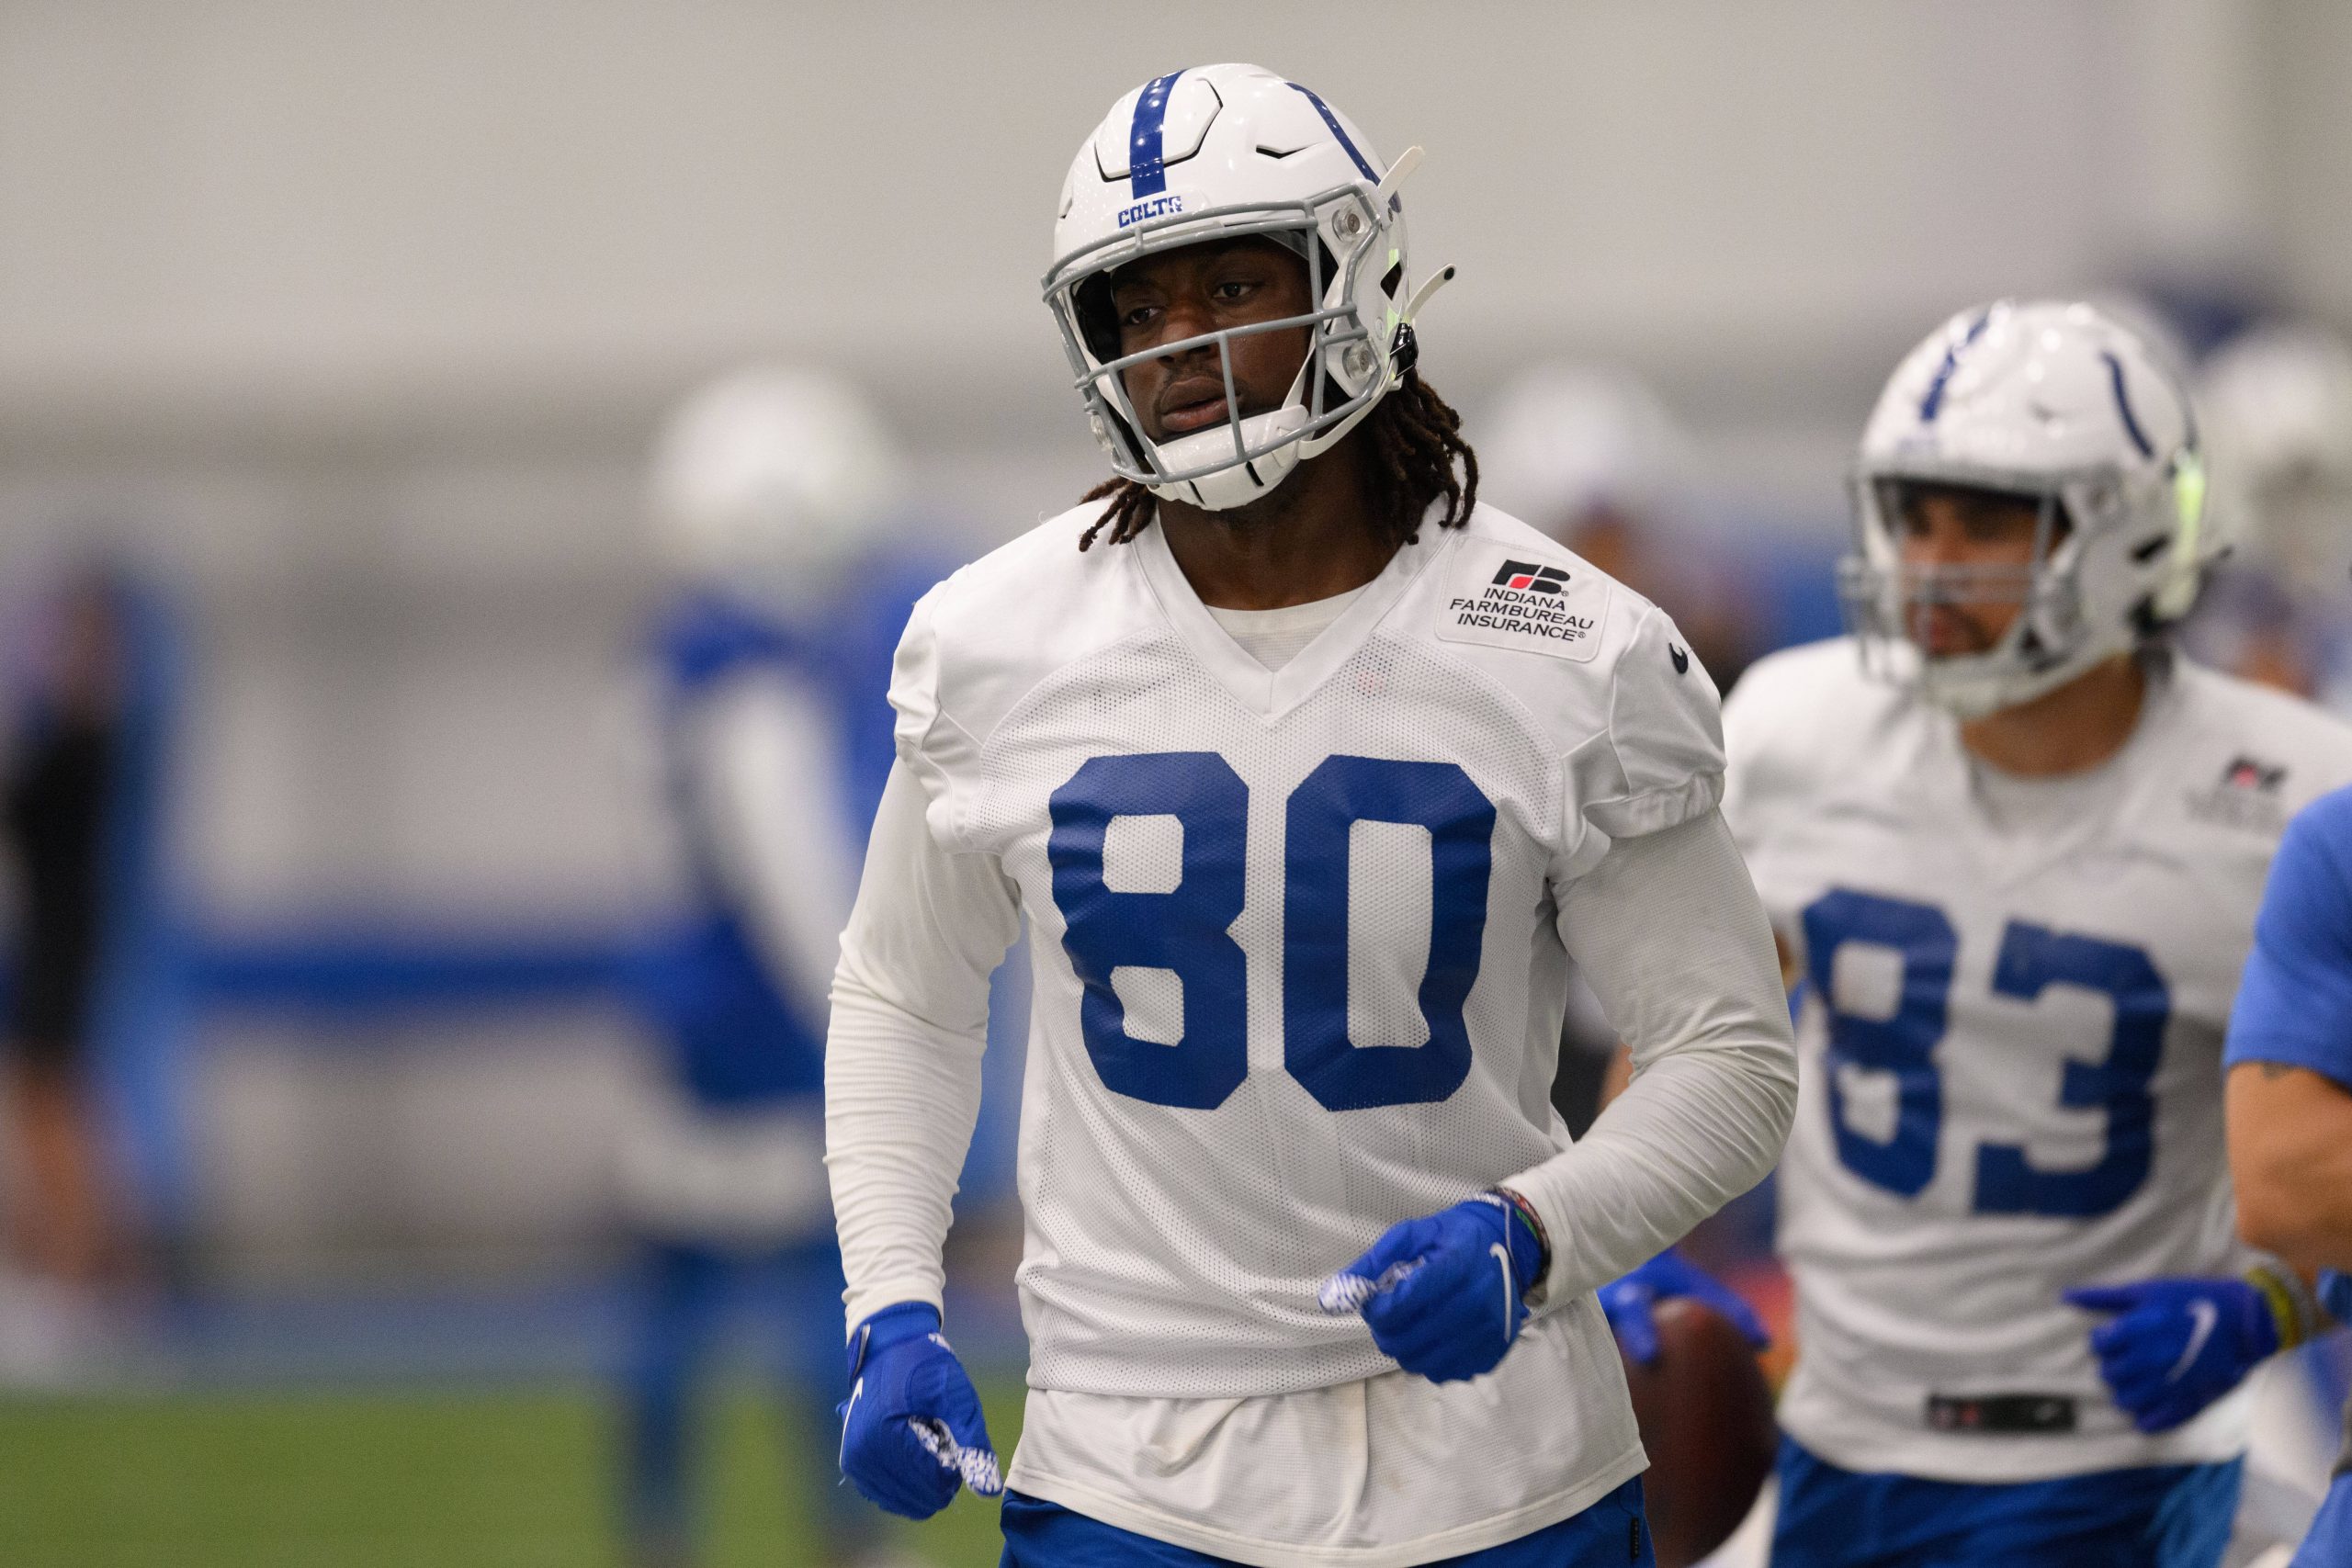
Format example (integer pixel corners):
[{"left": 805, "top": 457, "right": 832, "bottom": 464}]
[{"left": 1131, "top": 513, "right": 1456, "bottom": 722}]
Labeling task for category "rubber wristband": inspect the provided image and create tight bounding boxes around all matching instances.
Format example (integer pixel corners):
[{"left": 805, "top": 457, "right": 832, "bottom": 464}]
[
  {"left": 1488, "top": 1186, "right": 1553, "bottom": 1290},
  {"left": 2246, "top": 1263, "right": 2317, "bottom": 1351}
]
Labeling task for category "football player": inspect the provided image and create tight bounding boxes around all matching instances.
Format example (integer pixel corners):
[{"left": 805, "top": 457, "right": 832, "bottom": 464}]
[
  {"left": 2187, "top": 321, "right": 2352, "bottom": 705},
  {"left": 618, "top": 367, "right": 926, "bottom": 1568},
  {"left": 2, "top": 570, "right": 140, "bottom": 1296},
  {"left": 1722, "top": 300, "right": 2352, "bottom": 1566},
  {"left": 822, "top": 62, "right": 1798, "bottom": 1566},
  {"left": 2222, "top": 781, "right": 2352, "bottom": 1567}
]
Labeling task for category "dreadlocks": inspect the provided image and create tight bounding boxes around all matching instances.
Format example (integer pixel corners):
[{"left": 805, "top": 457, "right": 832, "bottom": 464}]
[{"left": 1076, "top": 371, "right": 1479, "bottom": 552}]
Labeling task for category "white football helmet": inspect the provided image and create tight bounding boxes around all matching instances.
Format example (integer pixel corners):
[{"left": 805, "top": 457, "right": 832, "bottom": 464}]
[
  {"left": 1478, "top": 364, "right": 1691, "bottom": 539},
  {"left": 2197, "top": 321, "right": 2352, "bottom": 596},
  {"left": 647, "top": 366, "right": 899, "bottom": 607},
  {"left": 1044, "top": 63, "right": 1451, "bottom": 512},
  {"left": 1842, "top": 299, "right": 2214, "bottom": 718}
]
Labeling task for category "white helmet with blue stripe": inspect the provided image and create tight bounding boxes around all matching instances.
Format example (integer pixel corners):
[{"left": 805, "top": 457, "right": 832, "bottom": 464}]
[
  {"left": 1842, "top": 299, "right": 2214, "bottom": 717},
  {"left": 647, "top": 365, "right": 900, "bottom": 611},
  {"left": 1044, "top": 63, "right": 1449, "bottom": 512}
]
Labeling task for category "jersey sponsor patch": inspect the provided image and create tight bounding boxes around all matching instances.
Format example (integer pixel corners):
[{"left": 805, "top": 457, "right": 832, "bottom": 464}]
[
  {"left": 1436, "top": 544, "right": 1609, "bottom": 662},
  {"left": 2185, "top": 751, "right": 2290, "bottom": 832}
]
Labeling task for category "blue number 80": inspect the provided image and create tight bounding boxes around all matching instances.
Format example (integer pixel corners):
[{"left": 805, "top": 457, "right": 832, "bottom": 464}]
[{"left": 1046, "top": 751, "right": 1495, "bottom": 1111}]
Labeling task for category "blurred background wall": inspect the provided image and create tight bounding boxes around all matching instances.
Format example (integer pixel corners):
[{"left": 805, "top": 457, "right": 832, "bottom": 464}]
[{"left": 2, "top": 0, "right": 2349, "bottom": 1282}]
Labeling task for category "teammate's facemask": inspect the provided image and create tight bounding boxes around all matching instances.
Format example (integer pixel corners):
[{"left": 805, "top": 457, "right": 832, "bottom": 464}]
[{"left": 1859, "top": 479, "right": 2076, "bottom": 663}]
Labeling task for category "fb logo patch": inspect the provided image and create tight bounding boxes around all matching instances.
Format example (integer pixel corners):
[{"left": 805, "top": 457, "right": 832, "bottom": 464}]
[
  {"left": 1442, "top": 547, "right": 1607, "bottom": 662},
  {"left": 1492, "top": 560, "right": 1569, "bottom": 594}
]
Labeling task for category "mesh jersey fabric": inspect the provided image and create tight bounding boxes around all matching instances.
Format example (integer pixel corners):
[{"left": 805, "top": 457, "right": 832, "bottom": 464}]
[
  {"left": 1722, "top": 638, "right": 2352, "bottom": 1483},
  {"left": 842, "top": 501, "right": 1786, "bottom": 1392},
  {"left": 826, "top": 499, "right": 1796, "bottom": 1560},
  {"left": 989, "top": 807, "right": 1785, "bottom": 1565}
]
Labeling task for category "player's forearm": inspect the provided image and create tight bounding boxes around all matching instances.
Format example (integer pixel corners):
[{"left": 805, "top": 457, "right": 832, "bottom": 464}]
[
  {"left": 825, "top": 963, "right": 988, "bottom": 1328},
  {"left": 1515, "top": 810, "right": 1797, "bottom": 1301},
  {"left": 2228, "top": 1062, "right": 2352, "bottom": 1272},
  {"left": 1510, "top": 1037, "right": 1793, "bottom": 1302},
  {"left": 822, "top": 761, "right": 1021, "bottom": 1331}
]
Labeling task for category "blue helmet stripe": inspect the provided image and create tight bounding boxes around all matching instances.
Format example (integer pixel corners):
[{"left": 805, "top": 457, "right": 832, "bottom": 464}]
[
  {"left": 1127, "top": 70, "right": 1185, "bottom": 197},
  {"left": 1917, "top": 309, "right": 1993, "bottom": 423},
  {"left": 2102, "top": 351, "right": 2156, "bottom": 459},
  {"left": 1287, "top": 83, "right": 1381, "bottom": 183}
]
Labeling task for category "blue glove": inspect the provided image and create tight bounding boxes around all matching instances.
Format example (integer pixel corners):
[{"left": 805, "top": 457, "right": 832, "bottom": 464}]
[
  {"left": 837, "top": 1302, "right": 1002, "bottom": 1519},
  {"left": 2064, "top": 1277, "right": 2279, "bottom": 1434},
  {"left": 1318, "top": 1191, "right": 1545, "bottom": 1383},
  {"left": 1599, "top": 1247, "right": 1771, "bottom": 1366},
  {"left": 2320, "top": 1269, "right": 2352, "bottom": 1325}
]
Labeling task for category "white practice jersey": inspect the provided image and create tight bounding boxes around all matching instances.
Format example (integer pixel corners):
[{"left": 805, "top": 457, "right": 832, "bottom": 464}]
[
  {"left": 888, "top": 502, "right": 1722, "bottom": 1396},
  {"left": 1724, "top": 637, "right": 2352, "bottom": 1483},
  {"left": 831, "top": 498, "right": 1798, "bottom": 1562}
]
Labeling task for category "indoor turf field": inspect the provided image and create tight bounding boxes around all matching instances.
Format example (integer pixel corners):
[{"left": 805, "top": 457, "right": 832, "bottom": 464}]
[{"left": 0, "top": 1379, "right": 1027, "bottom": 1568}]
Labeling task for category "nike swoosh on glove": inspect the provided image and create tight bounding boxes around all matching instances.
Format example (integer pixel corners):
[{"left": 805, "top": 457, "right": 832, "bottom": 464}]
[
  {"left": 1599, "top": 1247, "right": 1771, "bottom": 1366},
  {"left": 1318, "top": 1192, "right": 1544, "bottom": 1383},
  {"left": 2064, "top": 1277, "right": 2278, "bottom": 1434},
  {"left": 837, "top": 1301, "right": 1002, "bottom": 1519}
]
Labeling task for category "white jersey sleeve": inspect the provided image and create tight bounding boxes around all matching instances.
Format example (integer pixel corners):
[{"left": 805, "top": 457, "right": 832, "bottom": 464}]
[
  {"left": 689, "top": 669, "right": 863, "bottom": 1008},
  {"left": 1566, "top": 601, "right": 1728, "bottom": 841},
  {"left": 1507, "top": 807, "right": 1797, "bottom": 1303},
  {"left": 826, "top": 760, "right": 1022, "bottom": 1328}
]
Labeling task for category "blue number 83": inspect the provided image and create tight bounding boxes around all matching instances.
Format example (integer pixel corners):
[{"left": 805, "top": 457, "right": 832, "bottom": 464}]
[
  {"left": 1802, "top": 888, "right": 2169, "bottom": 1219},
  {"left": 1046, "top": 750, "right": 1494, "bottom": 1112}
]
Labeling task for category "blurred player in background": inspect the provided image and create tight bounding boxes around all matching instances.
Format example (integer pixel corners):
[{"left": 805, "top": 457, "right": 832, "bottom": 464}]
[
  {"left": 2222, "top": 782, "right": 2352, "bottom": 1566},
  {"left": 1481, "top": 364, "right": 1758, "bottom": 694},
  {"left": 2, "top": 570, "right": 138, "bottom": 1296},
  {"left": 618, "top": 367, "right": 929, "bottom": 1568},
  {"left": 826, "top": 62, "right": 1797, "bottom": 1567},
  {"left": 1479, "top": 366, "right": 1781, "bottom": 1483},
  {"left": 2185, "top": 322, "right": 2352, "bottom": 706},
  {"left": 1725, "top": 300, "right": 2352, "bottom": 1566},
  {"left": 1480, "top": 365, "right": 1765, "bottom": 1147}
]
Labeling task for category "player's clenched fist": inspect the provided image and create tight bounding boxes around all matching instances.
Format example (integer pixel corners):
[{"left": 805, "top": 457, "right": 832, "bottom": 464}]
[
  {"left": 2065, "top": 1274, "right": 2299, "bottom": 1434},
  {"left": 837, "top": 1302, "right": 1002, "bottom": 1518},
  {"left": 1320, "top": 1191, "right": 1548, "bottom": 1383}
]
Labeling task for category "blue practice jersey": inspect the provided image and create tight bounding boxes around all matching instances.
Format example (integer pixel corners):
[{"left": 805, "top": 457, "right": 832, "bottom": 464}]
[
  {"left": 631, "top": 558, "right": 936, "bottom": 1107},
  {"left": 2225, "top": 784, "right": 2352, "bottom": 1088}
]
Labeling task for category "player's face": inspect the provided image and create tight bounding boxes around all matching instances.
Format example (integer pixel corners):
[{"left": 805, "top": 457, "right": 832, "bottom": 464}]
[
  {"left": 1108, "top": 239, "right": 1313, "bottom": 445},
  {"left": 1892, "top": 483, "right": 2052, "bottom": 658}
]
